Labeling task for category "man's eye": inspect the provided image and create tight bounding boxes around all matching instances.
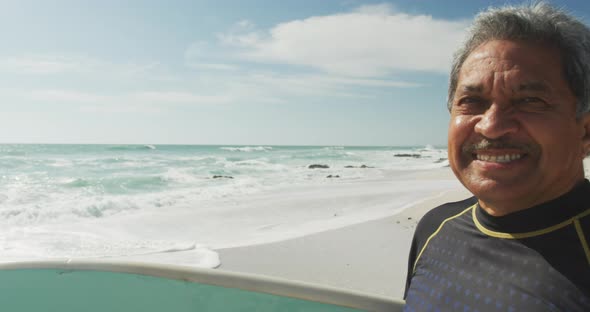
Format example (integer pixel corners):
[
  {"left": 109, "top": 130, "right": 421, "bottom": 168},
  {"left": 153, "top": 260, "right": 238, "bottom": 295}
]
[
  {"left": 457, "top": 97, "right": 488, "bottom": 109},
  {"left": 453, "top": 96, "right": 487, "bottom": 114},
  {"left": 458, "top": 97, "right": 483, "bottom": 105},
  {"left": 514, "top": 97, "right": 551, "bottom": 110},
  {"left": 520, "top": 97, "right": 542, "bottom": 103}
]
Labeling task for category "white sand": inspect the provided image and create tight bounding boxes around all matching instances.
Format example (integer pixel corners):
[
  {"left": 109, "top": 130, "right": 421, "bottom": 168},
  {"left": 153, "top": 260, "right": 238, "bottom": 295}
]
[
  {"left": 218, "top": 161, "right": 590, "bottom": 299},
  {"left": 216, "top": 168, "right": 471, "bottom": 299}
]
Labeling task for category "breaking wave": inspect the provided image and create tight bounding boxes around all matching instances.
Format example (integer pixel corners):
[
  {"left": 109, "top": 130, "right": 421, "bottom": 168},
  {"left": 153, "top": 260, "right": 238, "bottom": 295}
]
[{"left": 220, "top": 146, "right": 273, "bottom": 152}]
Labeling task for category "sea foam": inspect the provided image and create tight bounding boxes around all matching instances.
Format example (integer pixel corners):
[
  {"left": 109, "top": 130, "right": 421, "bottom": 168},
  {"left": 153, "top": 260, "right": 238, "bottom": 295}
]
[
  {"left": 220, "top": 146, "right": 273, "bottom": 152},
  {"left": 0, "top": 144, "right": 455, "bottom": 267}
]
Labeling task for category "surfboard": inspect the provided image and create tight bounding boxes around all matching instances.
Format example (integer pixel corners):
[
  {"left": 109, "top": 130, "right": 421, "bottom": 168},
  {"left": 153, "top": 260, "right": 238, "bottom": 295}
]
[{"left": 0, "top": 261, "right": 404, "bottom": 311}]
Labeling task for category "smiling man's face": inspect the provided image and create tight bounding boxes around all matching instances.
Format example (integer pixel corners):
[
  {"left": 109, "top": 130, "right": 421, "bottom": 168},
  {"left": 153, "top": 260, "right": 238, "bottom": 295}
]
[{"left": 448, "top": 40, "right": 590, "bottom": 215}]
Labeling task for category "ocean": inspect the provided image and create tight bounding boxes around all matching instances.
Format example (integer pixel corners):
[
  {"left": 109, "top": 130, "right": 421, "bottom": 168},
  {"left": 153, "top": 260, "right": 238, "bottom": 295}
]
[{"left": 0, "top": 144, "right": 462, "bottom": 267}]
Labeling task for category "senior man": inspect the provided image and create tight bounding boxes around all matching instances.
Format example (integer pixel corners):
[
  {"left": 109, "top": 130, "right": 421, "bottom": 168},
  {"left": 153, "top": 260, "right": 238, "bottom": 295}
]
[{"left": 404, "top": 3, "right": 590, "bottom": 311}]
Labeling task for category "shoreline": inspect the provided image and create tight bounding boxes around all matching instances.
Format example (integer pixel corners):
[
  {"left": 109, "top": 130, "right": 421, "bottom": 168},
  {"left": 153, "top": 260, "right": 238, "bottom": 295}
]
[
  {"left": 217, "top": 160, "right": 589, "bottom": 298},
  {"left": 216, "top": 169, "right": 471, "bottom": 299}
]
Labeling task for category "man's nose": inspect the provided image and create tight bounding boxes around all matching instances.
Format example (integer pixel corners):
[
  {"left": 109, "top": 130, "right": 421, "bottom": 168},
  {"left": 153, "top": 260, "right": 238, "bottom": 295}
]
[{"left": 474, "top": 103, "right": 519, "bottom": 139}]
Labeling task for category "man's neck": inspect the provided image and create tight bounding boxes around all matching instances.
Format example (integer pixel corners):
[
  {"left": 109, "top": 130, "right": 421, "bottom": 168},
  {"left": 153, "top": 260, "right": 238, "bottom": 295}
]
[
  {"left": 478, "top": 178, "right": 586, "bottom": 217},
  {"left": 478, "top": 200, "right": 535, "bottom": 217}
]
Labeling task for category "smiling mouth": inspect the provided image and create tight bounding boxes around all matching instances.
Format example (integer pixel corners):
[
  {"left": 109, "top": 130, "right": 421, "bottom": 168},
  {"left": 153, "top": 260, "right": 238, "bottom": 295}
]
[{"left": 472, "top": 153, "right": 526, "bottom": 163}]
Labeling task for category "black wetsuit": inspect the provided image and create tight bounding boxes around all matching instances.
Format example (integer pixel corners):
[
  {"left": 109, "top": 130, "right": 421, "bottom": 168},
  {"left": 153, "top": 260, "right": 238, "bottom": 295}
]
[{"left": 404, "top": 179, "right": 590, "bottom": 311}]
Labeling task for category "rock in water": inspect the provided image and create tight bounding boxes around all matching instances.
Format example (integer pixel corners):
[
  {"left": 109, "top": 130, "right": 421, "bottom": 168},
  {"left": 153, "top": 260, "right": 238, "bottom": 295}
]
[
  {"left": 213, "top": 175, "right": 234, "bottom": 179},
  {"left": 344, "top": 164, "right": 373, "bottom": 168},
  {"left": 394, "top": 153, "right": 421, "bottom": 158},
  {"left": 308, "top": 164, "right": 329, "bottom": 169}
]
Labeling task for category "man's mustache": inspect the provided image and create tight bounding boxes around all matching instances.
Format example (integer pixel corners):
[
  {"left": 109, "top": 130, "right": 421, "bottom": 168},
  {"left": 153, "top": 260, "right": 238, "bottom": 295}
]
[{"left": 461, "top": 138, "right": 533, "bottom": 154}]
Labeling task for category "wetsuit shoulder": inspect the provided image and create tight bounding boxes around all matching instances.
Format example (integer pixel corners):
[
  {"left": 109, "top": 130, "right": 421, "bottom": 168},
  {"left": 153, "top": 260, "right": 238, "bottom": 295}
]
[
  {"left": 414, "top": 197, "right": 477, "bottom": 245},
  {"left": 403, "top": 196, "right": 476, "bottom": 298}
]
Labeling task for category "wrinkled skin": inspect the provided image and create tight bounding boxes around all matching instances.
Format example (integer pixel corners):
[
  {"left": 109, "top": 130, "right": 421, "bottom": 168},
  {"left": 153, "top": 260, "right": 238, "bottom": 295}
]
[{"left": 448, "top": 40, "right": 590, "bottom": 216}]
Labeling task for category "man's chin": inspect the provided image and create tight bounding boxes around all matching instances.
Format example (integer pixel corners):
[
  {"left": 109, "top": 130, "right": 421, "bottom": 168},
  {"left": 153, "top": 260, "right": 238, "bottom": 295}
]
[{"left": 463, "top": 177, "right": 529, "bottom": 203}]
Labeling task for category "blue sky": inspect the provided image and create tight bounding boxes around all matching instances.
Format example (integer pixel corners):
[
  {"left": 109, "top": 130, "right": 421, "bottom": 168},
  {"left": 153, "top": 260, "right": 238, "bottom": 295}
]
[{"left": 1, "top": 0, "right": 589, "bottom": 146}]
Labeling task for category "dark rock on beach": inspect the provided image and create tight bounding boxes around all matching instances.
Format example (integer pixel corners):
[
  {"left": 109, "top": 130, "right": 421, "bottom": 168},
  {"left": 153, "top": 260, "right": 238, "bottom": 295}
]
[
  {"left": 344, "top": 164, "right": 374, "bottom": 168},
  {"left": 308, "top": 164, "right": 329, "bottom": 169},
  {"left": 434, "top": 158, "right": 447, "bottom": 163},
  {"left": 326, "top": 175, "right": 340, "bottom": 178},
  {"left": 213, "top": 175, "right": 234, "bottom": 179},
  {"left": 394, "top": 153, "right": 422, "bottom": 158}
]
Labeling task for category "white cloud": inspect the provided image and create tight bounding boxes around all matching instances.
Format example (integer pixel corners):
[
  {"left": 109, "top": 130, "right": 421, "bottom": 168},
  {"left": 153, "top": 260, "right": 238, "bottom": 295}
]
[
  {"left": 312, "top": 75, "right": 419, "bottom": 88},
  {"left": 184, "top": 41, "right": 240, "bottom": 71},
  {"left": 129, "top": 91, "right": 233, "bottom": 104},
  {"left": 220, "top": 72, "right": 416, "bottom": 103},
  {"left": 187, "top": 63, "right": 238, "bottom": 71},
  {"left": 234, "top": 19, "right": 256, "bottom": 31},
  {"left": 218, "top": 3, "right": 468, "bottom": 76},
  {"left": 30, "top": 90, "right": 108, "bottom": 103},
  {"left": 18, "top": 89, "right": 233, "bottom": 113},
  {"left": 31, "top": 74, "right": 397, "bottom": 113},
  {"left": 0, "top": 56, "right": 83, "bottom": 74},
  {"left": 0, "top": 55, "right": 173, "bottom": 82}
]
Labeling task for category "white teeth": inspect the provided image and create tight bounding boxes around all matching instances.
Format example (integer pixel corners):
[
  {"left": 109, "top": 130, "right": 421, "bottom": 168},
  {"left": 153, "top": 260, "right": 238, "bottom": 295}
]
[{"left": 476, "top": 153, "right": 522, "bottom": 163}]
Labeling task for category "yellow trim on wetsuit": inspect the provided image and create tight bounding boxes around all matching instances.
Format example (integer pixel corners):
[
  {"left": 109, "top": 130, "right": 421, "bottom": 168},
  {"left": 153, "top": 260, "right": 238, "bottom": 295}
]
[
  {"left": 472, "top": 206, "right": 590, "bottom": 239},
  {"left": 574, "top": 219, "right": 590, "bottom": 266},
  {"left": 412, "top": 205, "right": 474, "bottom": 273}
]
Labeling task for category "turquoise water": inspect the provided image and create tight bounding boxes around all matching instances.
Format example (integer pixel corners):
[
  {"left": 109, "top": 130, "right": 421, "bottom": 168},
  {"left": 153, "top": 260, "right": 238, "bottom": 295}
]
[{"left": 0, "top": 144, "right": 448, "bottom": 218}]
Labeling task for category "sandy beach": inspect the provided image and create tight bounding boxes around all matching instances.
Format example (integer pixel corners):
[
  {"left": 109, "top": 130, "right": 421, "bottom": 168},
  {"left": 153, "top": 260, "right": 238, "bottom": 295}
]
[
  {"left": 217, "top": 168, "right": 472, "bottom": 299},
  {"left": 218, "top": 159, "right": 590, "bottom": 299}
]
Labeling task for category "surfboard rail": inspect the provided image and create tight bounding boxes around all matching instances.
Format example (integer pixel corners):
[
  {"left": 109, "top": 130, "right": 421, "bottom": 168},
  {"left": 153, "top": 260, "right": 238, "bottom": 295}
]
[{"left": 0, "top": 260, "right": 404, "bottom": 311}]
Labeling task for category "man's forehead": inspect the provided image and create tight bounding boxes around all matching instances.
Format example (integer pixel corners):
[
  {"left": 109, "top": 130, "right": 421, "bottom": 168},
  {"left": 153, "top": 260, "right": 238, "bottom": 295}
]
[
  {"left": 463, "top": 40, "right": 562, "bottom": 68},
  {"left": 463, "top": 49, "right": 526, "bottom": 72},
  {"left": 457, "top": 81, "right": 550, "bottom": 94},
  {"left": 456, "top": 40, "right": 564, "bottom": 92}
]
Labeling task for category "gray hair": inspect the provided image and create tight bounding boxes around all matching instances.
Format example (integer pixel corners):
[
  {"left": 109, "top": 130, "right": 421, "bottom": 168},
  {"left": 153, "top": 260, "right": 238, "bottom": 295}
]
[{"left": 448, "top": 2, "right": 590, "bottom": 116}]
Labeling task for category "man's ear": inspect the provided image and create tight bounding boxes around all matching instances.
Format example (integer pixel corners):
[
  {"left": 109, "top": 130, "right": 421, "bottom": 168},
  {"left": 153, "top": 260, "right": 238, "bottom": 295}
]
[{"left": 582, "top": 112, "right": 590, "bottom": 157}]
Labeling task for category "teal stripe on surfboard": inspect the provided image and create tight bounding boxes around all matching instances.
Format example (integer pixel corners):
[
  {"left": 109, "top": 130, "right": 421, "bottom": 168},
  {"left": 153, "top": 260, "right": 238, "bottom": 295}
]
[
  {"left": 0, "top": 261, "right": 404, "bottom": 312},
  {"left": 1, "top": 269, "right": 361, "bottom": 311}
]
